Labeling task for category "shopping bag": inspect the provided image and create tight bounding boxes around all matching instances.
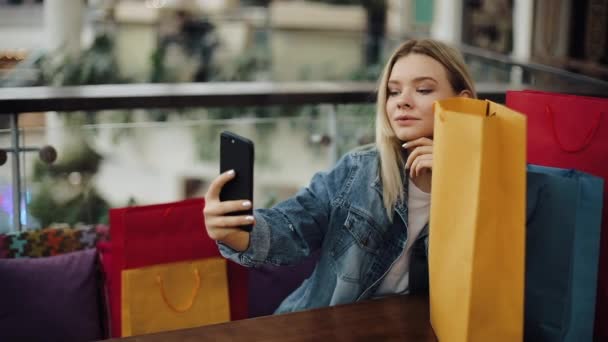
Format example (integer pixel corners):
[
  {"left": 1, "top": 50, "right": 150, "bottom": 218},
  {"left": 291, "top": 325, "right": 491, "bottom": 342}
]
[
  {"left": 121, "top": 257, "right": 230, "bottom": 337},
  {"left": 108, "top": 198, "right": 248, "bottom": 337},
  {"left": 506, "top": 90, "right": 608, "bottom": 341},
  {"left": 430, "top": 97, "right": 526, "bottom": 341},
  {"left": 525, "top": 165, "right": 603, "bottom": 341}
]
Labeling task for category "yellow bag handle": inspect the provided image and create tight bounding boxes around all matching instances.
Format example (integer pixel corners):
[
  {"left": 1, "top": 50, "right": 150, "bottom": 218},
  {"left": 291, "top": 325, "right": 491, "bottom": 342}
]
[{"left": 155, "top": 268, "right": 201, "bottom": 313}]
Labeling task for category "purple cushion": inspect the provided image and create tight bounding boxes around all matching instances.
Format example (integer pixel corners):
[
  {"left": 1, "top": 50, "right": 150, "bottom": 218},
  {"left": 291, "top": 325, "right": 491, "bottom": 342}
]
[
  {"left": 248, "top": 251, "right": 319, "bottom": 317},
  {"left": 0, "top": 249, "right": 104, "bottom": 341}
]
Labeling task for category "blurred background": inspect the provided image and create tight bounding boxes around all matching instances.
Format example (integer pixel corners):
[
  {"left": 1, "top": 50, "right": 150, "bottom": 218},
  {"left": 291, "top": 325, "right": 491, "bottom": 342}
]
[{"left": 0, "top": 0, "right": 607, "bottom": 233}]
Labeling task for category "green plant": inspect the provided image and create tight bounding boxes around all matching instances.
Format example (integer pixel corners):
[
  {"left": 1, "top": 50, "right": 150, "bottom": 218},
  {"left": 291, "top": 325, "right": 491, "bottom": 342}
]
[
  {"left": 26, "top": 32, "right": 128, "bottom": 228},
  {"left": 31, "top": 138, "right": 102, "bottom": 181},
  {"left": 29, "top": 137, "right": 109, "bottom": 227},
  {"left": 28, "top": 181, "right": 109, "bottom": 228},
  {"left": 36, "top": 32, "right": 133, "bottom": 128},
  {"left": 37, "top": 33, "right": 129, "bottom": 86}
]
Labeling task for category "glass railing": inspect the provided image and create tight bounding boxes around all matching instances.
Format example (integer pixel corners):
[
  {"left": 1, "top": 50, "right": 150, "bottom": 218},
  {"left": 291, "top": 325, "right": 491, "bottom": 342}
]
[
  {"left": 0, "top": 103, "right": 375, "bottom": 233},
  {"left": 456, "top": 43, "right": 608, "bottom": 96},
  {"left": 1, "top": 33, "right": 607, "bottom": 233}
]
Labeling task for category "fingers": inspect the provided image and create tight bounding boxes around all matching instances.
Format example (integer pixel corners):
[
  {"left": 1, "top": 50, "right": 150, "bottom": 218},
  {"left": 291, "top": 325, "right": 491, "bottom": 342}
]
[
  {"left": 206, "top": 214, "right": 255, "bottom": 230},
  {"left": 402, "top": 137, "right": 433, "bottom": 179},
  {"left": 203, "top": 170, "right": 255, "bottom": 247},
  {"left": 410, "top": 155, "right": 433, "bottom": 178},
  {"left": 204, "top": 199, "right": 252, "bottom": 216},
  {"left": 205, "top": 170, "right": 236, "bottom": 201},
  {"left": 405, "top": 145, "right": 432, "bottom": 170},
  {"left": 204, "top": 199, "right": 254, "bottom": 239},
  {"left": 204, "top": 211, "right": 255, "bottom": 242},
  {"left": 402, "top": 137, "right": 433, "bottom": 149}
]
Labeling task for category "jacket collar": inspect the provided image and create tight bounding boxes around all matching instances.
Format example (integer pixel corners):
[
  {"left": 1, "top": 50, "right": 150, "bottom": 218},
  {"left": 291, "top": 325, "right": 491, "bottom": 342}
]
[{"left": 370, "top": 172, "right": 409, "bottom": 227}]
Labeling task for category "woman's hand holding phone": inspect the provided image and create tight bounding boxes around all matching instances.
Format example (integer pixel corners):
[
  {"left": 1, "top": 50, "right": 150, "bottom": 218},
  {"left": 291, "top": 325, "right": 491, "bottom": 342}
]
[{"left": 203, "top": 169, "right": 253, "bottom": 252}]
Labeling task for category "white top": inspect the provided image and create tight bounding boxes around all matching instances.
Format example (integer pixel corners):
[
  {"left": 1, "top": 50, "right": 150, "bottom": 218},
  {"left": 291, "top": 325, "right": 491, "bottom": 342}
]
[{"left": 374, "top": 179, "right": 431, "bottom": 296}]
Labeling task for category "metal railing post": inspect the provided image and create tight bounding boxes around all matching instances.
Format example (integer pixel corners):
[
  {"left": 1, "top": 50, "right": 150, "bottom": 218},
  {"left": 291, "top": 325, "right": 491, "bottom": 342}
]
[
  {"left": 10, "top": 113, "right": 22, "bottom": 231},
  {"left": 327, "top": 104, "right": 338, "bottom": 165}
]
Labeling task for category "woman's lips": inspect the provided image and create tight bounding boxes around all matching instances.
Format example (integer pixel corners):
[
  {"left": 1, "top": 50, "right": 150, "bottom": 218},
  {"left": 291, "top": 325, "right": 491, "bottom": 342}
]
[{"left": 394, "top": 117, "right": 420, "bottom": 126}]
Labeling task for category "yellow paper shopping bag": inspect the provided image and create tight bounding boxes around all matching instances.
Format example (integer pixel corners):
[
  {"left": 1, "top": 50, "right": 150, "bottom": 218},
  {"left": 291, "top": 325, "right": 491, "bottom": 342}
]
[
  {"left": 121, "top": 257, "right": 230, "bottom": 337},
  {"left": 429, "top": 98, "right": 526, "bottom": 341}
]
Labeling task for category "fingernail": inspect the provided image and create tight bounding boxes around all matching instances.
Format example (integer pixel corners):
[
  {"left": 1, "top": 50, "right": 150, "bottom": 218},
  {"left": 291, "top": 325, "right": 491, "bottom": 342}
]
[
  {"left": 245, "top": 216, "right": 254, "bottom": 221},
  {"left": 227, "top": 169, "right": 235, "bottom": 175},
  {"left": 242, "top": 201, "right": 251, "bottom": 207},
  {"left": 402, "top": 142, "right": 408, "bottom": 148}
]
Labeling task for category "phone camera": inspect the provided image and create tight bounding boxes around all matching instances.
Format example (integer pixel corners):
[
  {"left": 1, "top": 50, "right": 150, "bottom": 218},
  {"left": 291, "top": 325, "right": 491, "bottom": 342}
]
[{"left": 231, "top": 139, "right": 235, "bottom": 144}]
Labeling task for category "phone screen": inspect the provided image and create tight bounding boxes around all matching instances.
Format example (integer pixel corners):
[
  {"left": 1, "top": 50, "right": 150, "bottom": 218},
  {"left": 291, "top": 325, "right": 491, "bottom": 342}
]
[{"left": 219, "top": 131, "right": 254, "bottom": 231}]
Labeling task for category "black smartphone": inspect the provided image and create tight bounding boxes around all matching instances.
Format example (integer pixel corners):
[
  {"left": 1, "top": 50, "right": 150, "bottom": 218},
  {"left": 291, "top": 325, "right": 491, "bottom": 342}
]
[{"left": 219, "top": 131, "right": 254, "bottom": 232}]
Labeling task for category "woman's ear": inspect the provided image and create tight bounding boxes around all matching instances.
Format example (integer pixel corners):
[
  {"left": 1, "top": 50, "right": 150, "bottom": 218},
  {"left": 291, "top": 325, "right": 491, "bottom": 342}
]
[{"left": 458, "top": 89, "right": 473, "bottom": 98}]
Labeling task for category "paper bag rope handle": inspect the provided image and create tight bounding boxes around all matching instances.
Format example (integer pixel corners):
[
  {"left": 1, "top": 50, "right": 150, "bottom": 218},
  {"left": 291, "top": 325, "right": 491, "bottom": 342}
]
[
  {"left": 156, "top": 268, "right": 201, "bottom": 313},
  {"left": 546, "top": 105, "right": 603, "bottom": 153}
]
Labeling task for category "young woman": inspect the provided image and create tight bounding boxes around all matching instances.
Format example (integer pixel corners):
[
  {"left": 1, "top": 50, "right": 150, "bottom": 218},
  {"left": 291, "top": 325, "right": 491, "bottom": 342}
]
[{"left": 204, "top": 39, "right": 476, "bottom": 314}]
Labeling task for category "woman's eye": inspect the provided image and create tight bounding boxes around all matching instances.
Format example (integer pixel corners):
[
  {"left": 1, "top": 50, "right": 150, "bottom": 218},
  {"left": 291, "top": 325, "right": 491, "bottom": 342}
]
[
  {"left": 388, "top": 89, "right": 400, "bottom": 96},
  {"left": 417, "top": 88, "right": 433, "bottom": 94}
]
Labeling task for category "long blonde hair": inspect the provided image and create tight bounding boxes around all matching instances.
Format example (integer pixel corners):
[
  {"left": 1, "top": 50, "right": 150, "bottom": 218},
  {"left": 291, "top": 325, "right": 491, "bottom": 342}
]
[{"left": 375, "top": 39, "right": 476, "bottom": 218}]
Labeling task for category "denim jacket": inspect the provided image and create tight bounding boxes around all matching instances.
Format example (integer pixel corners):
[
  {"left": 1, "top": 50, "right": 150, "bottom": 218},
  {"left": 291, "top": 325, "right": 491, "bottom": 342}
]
[{"left": 218, "top": 145, "right": 429, "bottom": 314}]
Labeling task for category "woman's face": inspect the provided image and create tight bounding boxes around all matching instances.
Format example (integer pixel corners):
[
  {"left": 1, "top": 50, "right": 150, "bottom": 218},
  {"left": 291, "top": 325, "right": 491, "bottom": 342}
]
[{"left": 385, "top": 53, "right": 460, "bottom": 142}]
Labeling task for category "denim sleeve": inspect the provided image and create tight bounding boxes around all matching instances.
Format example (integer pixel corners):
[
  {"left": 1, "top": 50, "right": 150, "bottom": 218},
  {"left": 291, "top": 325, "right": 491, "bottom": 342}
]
[{"left": 218, "top": 153, "right": 355, "bottom": 267}]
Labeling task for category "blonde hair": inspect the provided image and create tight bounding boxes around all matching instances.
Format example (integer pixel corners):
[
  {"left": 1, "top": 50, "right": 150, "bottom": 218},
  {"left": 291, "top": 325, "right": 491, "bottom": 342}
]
[{"left": 375, "top": 39, "right": 477, "bottom": 218}]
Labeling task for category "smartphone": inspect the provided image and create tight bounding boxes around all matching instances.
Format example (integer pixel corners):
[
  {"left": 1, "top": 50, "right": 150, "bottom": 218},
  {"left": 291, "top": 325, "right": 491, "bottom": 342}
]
[{"left": 219, "top": 131, "right": 254, "bottom": 232}]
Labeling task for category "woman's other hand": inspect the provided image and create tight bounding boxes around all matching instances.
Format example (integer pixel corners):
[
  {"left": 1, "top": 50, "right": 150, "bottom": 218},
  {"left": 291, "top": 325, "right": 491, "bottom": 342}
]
[{"left": 404, "top": 137, "right": 434, "bottom": 179}]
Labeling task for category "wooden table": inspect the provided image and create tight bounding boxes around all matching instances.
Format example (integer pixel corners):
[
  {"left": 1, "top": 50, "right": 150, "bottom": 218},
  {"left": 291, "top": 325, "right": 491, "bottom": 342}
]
[{"left": 108, "top": 295, "right": 437, "bottom": 341}]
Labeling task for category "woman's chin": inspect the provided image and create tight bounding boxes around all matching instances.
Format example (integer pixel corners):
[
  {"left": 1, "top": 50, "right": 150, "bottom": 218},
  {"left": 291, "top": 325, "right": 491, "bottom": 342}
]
[
  {"left": 396, "top": 132, "right": 422, "bottom": 142},
  {"left": 393, "top": 127, "right": 432, "bottom": 143}
]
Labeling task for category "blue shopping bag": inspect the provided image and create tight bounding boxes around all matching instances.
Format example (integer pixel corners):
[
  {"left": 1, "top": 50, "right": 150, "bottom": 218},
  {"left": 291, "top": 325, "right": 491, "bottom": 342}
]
[{"left": 526, "top": 165, "right": 604, "bottom": 341}]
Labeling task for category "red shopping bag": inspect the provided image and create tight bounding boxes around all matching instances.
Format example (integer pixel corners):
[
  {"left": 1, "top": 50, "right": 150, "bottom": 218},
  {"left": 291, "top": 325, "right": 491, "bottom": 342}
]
[
  {"left": 506, "top": 90, "right": 608, "bottom": 341},
  {"left": 108, "top": 198, "right": 248, "bottom": 337}
]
